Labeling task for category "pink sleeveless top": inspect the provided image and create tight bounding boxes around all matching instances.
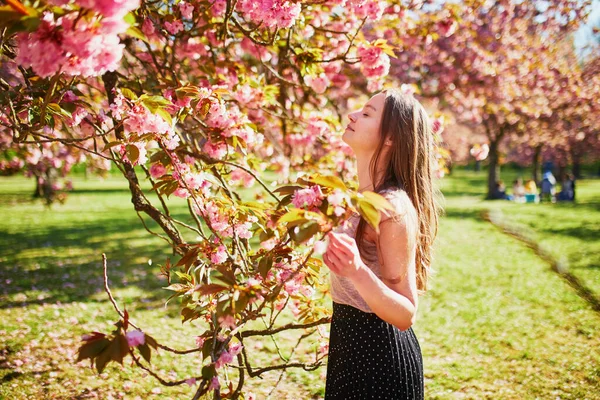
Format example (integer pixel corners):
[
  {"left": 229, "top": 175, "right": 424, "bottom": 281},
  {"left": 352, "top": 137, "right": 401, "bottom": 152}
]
[{"left": 329, "top": 187, "right": 402, "bottom": 313}]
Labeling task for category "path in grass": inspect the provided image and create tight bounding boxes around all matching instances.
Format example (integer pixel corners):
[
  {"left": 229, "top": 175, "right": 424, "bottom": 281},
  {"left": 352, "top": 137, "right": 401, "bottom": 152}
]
[{"left": 1, "top": 172, "right": 599, "bottom": 399}]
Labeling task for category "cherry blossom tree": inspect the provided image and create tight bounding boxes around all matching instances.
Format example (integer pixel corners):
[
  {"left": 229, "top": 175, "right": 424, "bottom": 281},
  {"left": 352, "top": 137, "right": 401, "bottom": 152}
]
[
  {"left": 384, "top": 0, "right": 593, "bottom": 197},
  {"left": 0, "top": 0, "right": 446, "bottom": 398}
]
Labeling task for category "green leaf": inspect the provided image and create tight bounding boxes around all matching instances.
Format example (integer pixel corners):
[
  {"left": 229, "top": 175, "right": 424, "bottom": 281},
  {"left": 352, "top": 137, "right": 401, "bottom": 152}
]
[
  {"left": 201, "top": 337, "right": 213, "bottom": 360},
  {"left": 273, "top": 184, "right": 304, "bottom": 196},
  {"left": 163, "top": 283, "right": 189, "bottom": 292},
  {"left": 102, "top": 141, "right": 122, "bottom": 152},
  {"left": 125, "top": 144, "right": 140, "bottom": 164},
  {"left": 0, "top": 7, "right": 25, "bottom": 28},
  {"left": 290, "top": 221, "right": 321, "bottom": 244},
  {"left": 278, "top": 209, "right": 315, "bottom": 224},
  {"left": 120, "top": 88, "right": 138, "bottom": 100},
  {"left": 360, "top": 191, "right": 396, "bottom": 212},
  {"left": 140, "top": 94, "right": 171, "bottom": 111},
  {"left": 126, "top": 26, "right": 149, "bottom": 43},
  {"left": 202, "top": 364, "right": 216, "bottom": 379},
  {"left": 258, "top": 255, "right": 273, "bottom": 279},
  {"left": 308, "top": 174, "right": 347, "bottom": 190},
  {"left": 155, "top": 107, "right": 173, "bottom": 126},
  {"left": 356, "top": 198, "right": 381, "bottom": 233},
  {"left": 234, "top": 293, "right": 249, "bottom": 314},
  {"left": 123, "top": 11, "right": 136, "bottom": 26}
]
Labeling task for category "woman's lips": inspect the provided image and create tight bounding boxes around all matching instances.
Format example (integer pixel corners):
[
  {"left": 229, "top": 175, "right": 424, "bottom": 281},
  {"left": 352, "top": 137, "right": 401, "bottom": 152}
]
[{"left": 346, "top": 126, "right": 354, "bottom": 131}]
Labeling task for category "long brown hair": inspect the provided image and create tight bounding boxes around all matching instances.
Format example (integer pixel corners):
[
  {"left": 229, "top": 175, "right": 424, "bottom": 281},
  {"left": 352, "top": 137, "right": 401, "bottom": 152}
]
[{"left": 354, "top": 88, "right": 443, "bottom": 293}]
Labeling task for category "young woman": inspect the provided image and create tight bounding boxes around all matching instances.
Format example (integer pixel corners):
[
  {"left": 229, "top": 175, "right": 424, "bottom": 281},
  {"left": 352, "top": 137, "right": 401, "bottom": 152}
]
[{"left": 322, "top": 88, "right": 442, "bottom": 399}]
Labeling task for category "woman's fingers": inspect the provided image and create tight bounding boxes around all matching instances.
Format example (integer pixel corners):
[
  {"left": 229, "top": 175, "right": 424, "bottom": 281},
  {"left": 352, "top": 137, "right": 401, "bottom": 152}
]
[
  {"left": 333, "top": 232, "right": 355, "bottom": 245},
  {"left": 323, "top": 252, "right": 339, "bottom": 274},
  {"left": 328, "top": 233, "right": 351, "bottom": 256}
]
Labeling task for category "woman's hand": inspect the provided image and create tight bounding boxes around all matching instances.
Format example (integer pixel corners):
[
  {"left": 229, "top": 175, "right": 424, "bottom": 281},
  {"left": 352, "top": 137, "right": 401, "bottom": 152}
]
[{"left": 322, "top": 231, "right": 365, "bottom": 280}]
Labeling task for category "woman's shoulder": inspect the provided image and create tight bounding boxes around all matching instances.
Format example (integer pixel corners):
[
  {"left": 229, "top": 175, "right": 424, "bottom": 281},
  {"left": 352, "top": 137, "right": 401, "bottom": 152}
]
[{"left": 377, "top": 186, "right": 416, "bottom": 221}]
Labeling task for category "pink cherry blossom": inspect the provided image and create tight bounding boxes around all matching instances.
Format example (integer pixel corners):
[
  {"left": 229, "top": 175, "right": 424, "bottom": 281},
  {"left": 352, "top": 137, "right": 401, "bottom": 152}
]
[
  {"left": 142, "top": 18, "right": 156, "bottom": 36},
  {"left": 211, "top": 245, "right": 228, "bottom": 264},
  {"left": 313, "top": 239, "right": 328, "bottom": 256},
  {"left": 234, "top": 221, "right": 254, "bottom": 239},
  {"left": 215, "top": 349, "right": 234, "bottom": 369},
  {"left": 165, "top": 20, "right": 184, "bottom": 35},
  {"left": 260, "top": 237, "right": 278, "bottom": 251},
  {"left": 179, "top": 1, "right": 195, "bottom": 19},
  {"left": 306, "top": 73, "right": 330, "bottom": 94},
  {"left": 125, "top": 330, "right": 145, "bottom": 347},
  {"left": 292, "top": 185, "right": 325, "bottom": 209},
  {"left": 173, "top": 187, "right": 191, "bottom": 198},
  {"left": 185, "top": 378, "right": 196, "bottom": 387},
  {"left": 203, "top": 140, "right": 229, "bottom": 159},
  {"left": 150, "top": 163, "right": 167, "bottom": 178},
  {"left": 218, "top": 314, "right": 237, "bottom": 330},
  {"left": 229, "top": 168, "right": 256, "bottom": 188},
  {"left": 76, "top": 0, "right": 140, "bottom": 19},
  {"left": 208, "top": 376, "right": 220, "bottom": 391},
  {"left": 228, "top": 342, "right": 244, "bottom": 356},
  {"left": 235, "top": 0, "right": 301, "bottom": 29},
  {"left": 15, "top": 9, "right": 133, "bottom": 78}
]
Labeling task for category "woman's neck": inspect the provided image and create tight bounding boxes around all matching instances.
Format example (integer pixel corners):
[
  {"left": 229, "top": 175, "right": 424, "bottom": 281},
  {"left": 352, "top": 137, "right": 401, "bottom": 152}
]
[{"left": 356, "top": 151, "right": 388, "bottom": 193}]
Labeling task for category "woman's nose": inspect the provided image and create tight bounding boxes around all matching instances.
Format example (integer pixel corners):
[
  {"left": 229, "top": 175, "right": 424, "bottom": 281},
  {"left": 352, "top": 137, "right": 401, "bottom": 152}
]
[{"left": 348, "top": 113, "right": 356, "bottom": 123}]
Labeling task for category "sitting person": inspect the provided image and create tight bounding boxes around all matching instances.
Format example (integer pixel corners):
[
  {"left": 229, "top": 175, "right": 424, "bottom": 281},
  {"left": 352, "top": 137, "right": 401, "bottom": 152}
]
[
  {"left": 491, "top": 180, "right": 512, "bottom": 200},
  {"left": 512, "top": 178, "right": 526, "bottom": 203},
  {"left": 524, "top": 179, "right": 539, "bottom": 203},
  {"left": 557, "top": 173, "right": 575, "bottom": 201}
]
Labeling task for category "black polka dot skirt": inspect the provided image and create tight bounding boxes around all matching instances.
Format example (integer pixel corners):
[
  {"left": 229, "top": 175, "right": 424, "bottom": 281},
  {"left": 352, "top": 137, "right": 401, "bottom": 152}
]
[{"left": 325, "top": 302, "right": 424, "bottom": 399}]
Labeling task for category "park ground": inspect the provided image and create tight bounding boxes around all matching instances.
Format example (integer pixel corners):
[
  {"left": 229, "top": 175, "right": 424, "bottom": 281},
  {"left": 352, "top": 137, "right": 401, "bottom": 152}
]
[{"left": 0, "top": 166, "right": 599, "bottom": 399}]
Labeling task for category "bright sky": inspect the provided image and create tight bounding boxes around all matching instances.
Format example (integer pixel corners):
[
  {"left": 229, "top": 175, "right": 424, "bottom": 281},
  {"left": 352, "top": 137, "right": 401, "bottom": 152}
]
[{"left": 574, "top": 0, "right": 600, "bottom": 55}]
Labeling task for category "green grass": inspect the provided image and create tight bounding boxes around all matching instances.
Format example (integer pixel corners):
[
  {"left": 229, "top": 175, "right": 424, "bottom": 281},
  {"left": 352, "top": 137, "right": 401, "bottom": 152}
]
[
  {"left": 440, "top": 167, "right": 600, "bottom": 298},
  {"left": 0, "top": 167, "right": 599, "bottom": 399}
]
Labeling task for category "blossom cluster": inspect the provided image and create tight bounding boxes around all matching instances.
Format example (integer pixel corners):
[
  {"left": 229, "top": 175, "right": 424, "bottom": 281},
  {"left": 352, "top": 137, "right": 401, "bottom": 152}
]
[
  {"left": 357, "top": 43, "right": 391, "bottom": 91},
  {"left": 219, "top": 0, "right": 302, "bottom": 29},
  {"left": 16, "top": 0, "right": 140, "bottom": 78}
]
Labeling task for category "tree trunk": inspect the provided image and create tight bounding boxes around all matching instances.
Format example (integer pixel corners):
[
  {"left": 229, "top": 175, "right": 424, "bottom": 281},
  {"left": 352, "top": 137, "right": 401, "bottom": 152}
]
[
  {"left": 573, "top": 159, "right": 581, "bottom": 179},
  {"left": 32, "top": 169, "right": 57, "bottom": 205},
  {"left": 486, "top": 138, "right": 501, "bottom": 199},
  {"left": 532, "top": 144, "right": 542, "bottom": 185},
  {"left": 558, "top": 164, "right": 566, "bottom": 184},
  {"left": 475, "top": 160, "right": 481, "bottom": 172}
]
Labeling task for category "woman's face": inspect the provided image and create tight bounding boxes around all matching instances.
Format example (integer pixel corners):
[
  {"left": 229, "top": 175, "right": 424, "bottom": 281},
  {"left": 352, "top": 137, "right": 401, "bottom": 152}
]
[{"left": 342, "top": 91, "right": 387, "bottom": 154}]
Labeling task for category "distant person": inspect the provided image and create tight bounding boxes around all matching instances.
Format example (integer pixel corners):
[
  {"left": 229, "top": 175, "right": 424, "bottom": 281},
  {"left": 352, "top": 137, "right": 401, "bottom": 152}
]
[
  {"left": 557, "top": 173, "right": 575, "bottom": 202},
  {"left": 512, "top": 178, "right": 526, "bottom": 203},
  {"left": 491, "top": 180, "right": 511, "bottom": 200},
  {"left": 524, "top": 179, "right": 539, "bottom": 203},
  {"left": 540, "top": 171, "right": 556, "bottom": 203}
]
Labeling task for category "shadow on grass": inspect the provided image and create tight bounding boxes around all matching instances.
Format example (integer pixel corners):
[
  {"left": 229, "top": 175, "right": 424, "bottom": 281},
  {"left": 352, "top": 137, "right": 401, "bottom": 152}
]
[
  {"left": 441, "top": 207, "right": 485, "bottom": 221},
  {"left": 0, "top": 213, "right": 193, "bottom": 312},
  {"left": 544, "top": 224, "right": 600, "bottom": 244}
]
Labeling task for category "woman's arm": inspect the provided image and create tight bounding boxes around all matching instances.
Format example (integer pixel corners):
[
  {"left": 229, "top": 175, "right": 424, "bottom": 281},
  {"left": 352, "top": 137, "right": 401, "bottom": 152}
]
[
  {"left": 348, "top": 264, "right": 417, "bottom": 330},
  {"left": 348, "top": 213, "right": 419, "bottom": 331},
  {"left": 325, "top": 201, "right": 419, "bottom": 331}
]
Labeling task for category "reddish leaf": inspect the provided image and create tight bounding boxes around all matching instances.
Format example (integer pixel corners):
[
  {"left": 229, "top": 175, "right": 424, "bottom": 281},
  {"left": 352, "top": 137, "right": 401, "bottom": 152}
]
[
  {"left": 195, "top": 283, "right": 228, "bottom": 296},
  {"left": 138, "top": 343, "right": 152, "bottom": 364}
]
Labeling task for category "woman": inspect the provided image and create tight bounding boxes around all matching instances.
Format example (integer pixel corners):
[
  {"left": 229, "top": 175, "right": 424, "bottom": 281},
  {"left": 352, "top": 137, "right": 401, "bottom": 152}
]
[{"left": 322, "top": 88, "right": 441, "bottom": 399}]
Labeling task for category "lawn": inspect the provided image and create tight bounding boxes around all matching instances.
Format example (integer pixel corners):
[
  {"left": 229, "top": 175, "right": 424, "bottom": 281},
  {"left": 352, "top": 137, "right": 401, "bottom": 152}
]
[{"left": 0, "top": 167, "right": 599, "bottom": 399}]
